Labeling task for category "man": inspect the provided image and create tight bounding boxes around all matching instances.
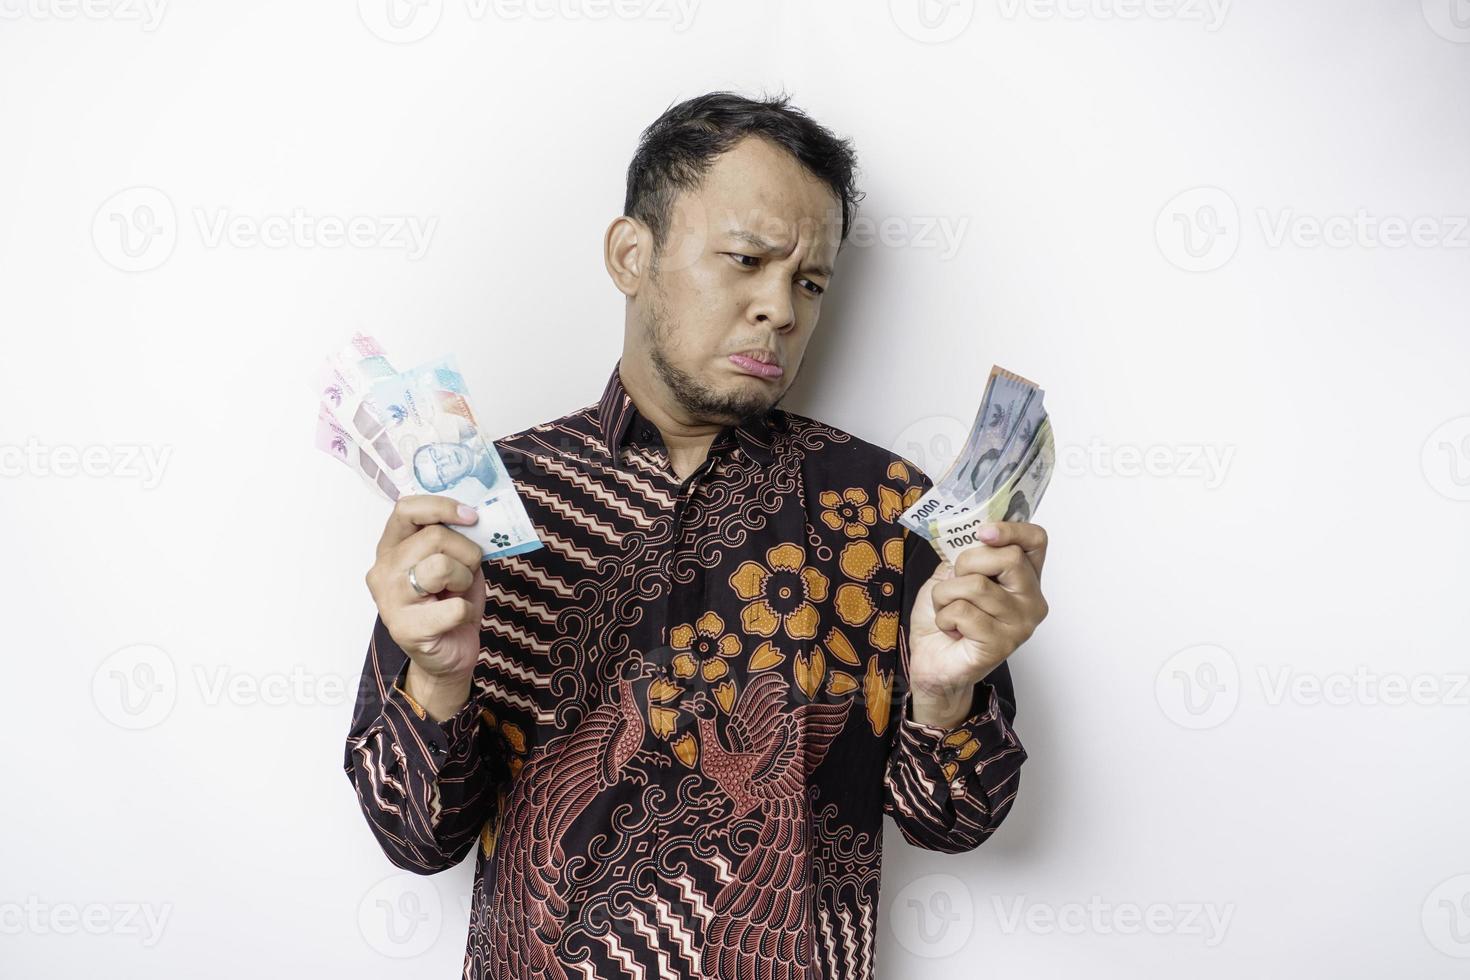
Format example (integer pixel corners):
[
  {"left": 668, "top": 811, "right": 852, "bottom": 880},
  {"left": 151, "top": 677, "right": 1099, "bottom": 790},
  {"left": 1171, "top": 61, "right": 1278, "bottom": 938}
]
[{"left": 345, "top": 91, "right": 1050, "bottom": 980}]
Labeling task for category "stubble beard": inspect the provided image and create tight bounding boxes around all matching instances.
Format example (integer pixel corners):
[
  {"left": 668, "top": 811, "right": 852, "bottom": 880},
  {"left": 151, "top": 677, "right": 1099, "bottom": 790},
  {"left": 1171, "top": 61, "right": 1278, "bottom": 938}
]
[{"left": 643, "top": 265, "right": 785, "bottom": 427}]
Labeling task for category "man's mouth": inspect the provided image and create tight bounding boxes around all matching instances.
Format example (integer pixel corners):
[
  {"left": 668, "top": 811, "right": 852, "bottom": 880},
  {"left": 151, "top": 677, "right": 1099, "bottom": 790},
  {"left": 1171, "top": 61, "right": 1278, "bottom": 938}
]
[{"left": 728, "top": 351, "right": 784, "bottom": 379}]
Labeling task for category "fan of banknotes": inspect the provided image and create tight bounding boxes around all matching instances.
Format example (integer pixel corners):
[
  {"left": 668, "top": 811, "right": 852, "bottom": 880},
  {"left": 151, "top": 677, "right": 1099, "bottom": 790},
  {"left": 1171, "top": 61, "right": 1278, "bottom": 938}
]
[
  {"left": 314, "top": 333, "right": 543, "bottom": 561},
  {"left": 899, "top": 365, "right": 1055, "bottom": 564}
]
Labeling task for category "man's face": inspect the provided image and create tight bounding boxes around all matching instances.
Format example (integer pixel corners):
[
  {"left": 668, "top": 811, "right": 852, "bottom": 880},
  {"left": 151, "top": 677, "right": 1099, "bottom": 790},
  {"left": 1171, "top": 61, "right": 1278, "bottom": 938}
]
[
  {"left": 630, "top": 136, "right": 843, "bottom": 426},
  {"left": 414, "top": 441, "right": 472, "bottom": 493}
]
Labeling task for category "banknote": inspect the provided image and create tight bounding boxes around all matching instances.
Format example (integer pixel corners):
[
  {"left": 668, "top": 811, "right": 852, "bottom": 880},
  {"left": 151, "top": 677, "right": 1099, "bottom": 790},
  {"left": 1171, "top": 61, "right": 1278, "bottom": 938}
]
[
  {"left": 369, "top": 355, "right": 543, "bottom": 560},
  {"left": 899, "top": 366, "right": 1043, "bottom": 537},
  {"left": 929, "top": 416, "right": 1055, "bottom": 563},
  {"left": 317, "top": 333, "right": 408, "bottom": 484},
  {"left": 315, "top": 402, "right": 403, "bottom": 502},
  {"left": 921, "top": 384, "right": 1047, "bottom": 533}
]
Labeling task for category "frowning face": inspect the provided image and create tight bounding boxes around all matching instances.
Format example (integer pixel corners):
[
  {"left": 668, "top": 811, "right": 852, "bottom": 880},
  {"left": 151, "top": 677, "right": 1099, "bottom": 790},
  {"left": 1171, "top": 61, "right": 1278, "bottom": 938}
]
[{"left": 615, "top": 135, "right": 844, "bottom": 427}]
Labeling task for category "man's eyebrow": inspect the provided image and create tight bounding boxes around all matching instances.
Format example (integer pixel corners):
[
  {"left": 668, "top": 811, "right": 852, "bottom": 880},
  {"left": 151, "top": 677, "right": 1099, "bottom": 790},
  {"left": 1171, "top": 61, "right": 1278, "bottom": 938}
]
[{"left": 727, "top": 229, "right": 833, "bottom": 279}]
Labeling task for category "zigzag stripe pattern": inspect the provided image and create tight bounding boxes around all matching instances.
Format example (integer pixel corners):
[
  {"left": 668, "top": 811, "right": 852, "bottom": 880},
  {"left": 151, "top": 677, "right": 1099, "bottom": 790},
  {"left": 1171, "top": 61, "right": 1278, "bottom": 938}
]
[{"left": 341, "top": 364, "right": 1029, "bottom": 979}]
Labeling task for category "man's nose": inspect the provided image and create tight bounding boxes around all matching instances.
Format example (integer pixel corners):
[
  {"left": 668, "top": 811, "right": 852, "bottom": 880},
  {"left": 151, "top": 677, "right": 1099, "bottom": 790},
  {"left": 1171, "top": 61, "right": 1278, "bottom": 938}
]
[{"left": 748, "top": 267, "right": 796, "bottom": 332}]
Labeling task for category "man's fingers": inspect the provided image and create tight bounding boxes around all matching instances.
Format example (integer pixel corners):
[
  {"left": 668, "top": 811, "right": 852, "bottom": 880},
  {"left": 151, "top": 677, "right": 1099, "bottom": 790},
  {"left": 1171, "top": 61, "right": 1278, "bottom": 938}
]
[
  {"left": 397, "top": 523, "right": 485, "bottom": 573},
  {"left": 951, "top": 542, "right": 1040, "bottom": 594},
  {"left": 404, "top": 552, "right": 476, "bottom": 600},
  {"left": 934, "top": 596, "right": 994, "bottom": 638},
  {"left": 971, "top": 521, "right": 1048, "bottom": 579},
  {"left": 401, "top": 595, "right": 481, "bottom": 640},
  {"left": 933, "top": 573, "right": 1021, "bottom": 625},
  {"left": 377, "top": 494, "right": 479, "bottom": 557}
]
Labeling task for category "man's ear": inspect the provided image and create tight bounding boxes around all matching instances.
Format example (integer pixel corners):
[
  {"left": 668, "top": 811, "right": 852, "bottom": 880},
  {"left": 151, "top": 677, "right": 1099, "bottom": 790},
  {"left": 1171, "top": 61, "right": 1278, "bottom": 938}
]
[{"left": 604, "top": 215, "right": 648, "bottom": 298}]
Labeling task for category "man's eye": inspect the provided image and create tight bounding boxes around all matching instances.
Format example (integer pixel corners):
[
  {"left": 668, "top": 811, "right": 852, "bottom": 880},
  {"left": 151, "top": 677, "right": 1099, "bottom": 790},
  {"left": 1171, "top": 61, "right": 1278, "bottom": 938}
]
[
  {"left": 726, "top": 253, "right": 760, "bottom": 268},
  {"left": 800, "top": 279, "right": 825, "bottom": 296}
]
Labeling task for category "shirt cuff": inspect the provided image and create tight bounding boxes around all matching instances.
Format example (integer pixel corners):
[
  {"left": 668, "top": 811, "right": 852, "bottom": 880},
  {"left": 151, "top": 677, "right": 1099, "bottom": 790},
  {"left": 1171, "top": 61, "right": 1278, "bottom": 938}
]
[
  {"left": 898, "top": 680, "right": 1026, "bottom": 791},
  {"left": 372, "top": 618, "right": 483, "bottom": 767}
]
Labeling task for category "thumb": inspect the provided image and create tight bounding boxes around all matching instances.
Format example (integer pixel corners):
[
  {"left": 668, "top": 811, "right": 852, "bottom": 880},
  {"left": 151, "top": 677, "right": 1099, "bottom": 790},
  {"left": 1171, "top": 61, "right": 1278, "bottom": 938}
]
[
  {"left": 468, "top": 561, "right": 487, "bottom": 606},
  {"left": 929, "top": 556, "right": 957, "bottom": 583},
  {"left": 909, "top": 558, "right": 952, "bottom": 634}
]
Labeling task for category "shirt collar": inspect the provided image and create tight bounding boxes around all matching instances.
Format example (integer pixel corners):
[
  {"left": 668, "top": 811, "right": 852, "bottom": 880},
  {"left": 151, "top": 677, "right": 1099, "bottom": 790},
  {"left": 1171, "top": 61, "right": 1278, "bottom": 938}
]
[{"left": 596, "top": 359, "right": 778, "bottom": 467}]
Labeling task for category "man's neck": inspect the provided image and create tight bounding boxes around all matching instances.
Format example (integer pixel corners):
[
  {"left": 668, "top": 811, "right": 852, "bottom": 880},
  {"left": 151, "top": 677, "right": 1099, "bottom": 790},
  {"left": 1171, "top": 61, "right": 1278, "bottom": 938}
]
[{"left": 618, "top": 361, "right": 724, "bottom": 481}]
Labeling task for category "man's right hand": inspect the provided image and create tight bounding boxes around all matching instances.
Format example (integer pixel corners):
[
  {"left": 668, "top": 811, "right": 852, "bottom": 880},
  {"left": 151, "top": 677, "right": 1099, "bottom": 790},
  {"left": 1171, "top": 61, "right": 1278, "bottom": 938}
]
[{"left": 365, "top": 495, "right": 486, "bottom": 713}]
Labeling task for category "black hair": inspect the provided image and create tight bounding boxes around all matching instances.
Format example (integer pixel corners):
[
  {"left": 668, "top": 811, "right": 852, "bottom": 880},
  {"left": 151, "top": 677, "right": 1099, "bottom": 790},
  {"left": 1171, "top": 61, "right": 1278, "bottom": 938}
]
[{"left": 622, "top": 90, "right": 863, "bottom": 259}]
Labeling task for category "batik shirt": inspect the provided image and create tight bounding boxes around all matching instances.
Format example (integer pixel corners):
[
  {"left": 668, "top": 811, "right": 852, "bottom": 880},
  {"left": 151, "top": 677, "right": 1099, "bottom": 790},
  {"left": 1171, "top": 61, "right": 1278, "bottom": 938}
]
[{"left": 344, "top": 361, "right": 1027, "bottom": 980}]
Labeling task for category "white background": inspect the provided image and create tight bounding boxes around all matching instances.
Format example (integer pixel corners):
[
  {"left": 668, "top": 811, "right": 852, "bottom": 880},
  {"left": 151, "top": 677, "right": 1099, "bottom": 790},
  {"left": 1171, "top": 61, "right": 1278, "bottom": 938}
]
[{"left": 2, "top": 1, "right": 1468, "bottom": 976}]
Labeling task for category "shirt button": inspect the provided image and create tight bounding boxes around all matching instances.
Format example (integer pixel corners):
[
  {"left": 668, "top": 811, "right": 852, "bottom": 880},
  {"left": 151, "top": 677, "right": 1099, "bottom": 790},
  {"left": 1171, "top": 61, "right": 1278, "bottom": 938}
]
[{"left": 429, "top": 740, "right": 444, "bottom": 756}]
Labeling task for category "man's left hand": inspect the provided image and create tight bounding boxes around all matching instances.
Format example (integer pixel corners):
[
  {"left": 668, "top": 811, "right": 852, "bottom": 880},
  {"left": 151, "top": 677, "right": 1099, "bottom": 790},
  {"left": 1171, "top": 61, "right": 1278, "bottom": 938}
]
[{"left": 906, "top": 521, "right": 1050, "bottom": 723}]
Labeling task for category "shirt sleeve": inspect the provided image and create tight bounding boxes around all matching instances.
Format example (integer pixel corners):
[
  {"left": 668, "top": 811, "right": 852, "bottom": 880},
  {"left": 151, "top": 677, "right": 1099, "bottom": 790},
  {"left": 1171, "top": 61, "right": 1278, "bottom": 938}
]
[
  {"left": 882, "top": 471, "right": 1028, "bottom": 854},
  {"left": 342, "top": 612, "right": 508, "bottom": 874}
]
